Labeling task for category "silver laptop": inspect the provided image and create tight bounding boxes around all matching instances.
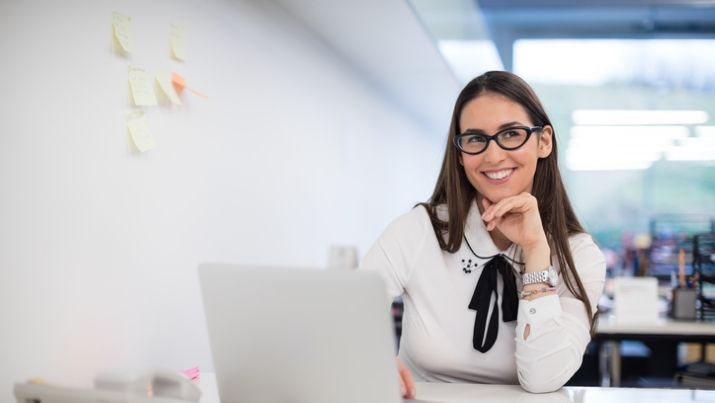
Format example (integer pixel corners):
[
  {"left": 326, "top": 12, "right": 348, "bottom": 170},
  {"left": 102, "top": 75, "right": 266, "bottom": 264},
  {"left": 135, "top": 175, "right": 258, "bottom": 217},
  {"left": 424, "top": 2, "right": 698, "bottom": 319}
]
[{"left": 199, "top": 263, "right": 405, "bottom": 403}]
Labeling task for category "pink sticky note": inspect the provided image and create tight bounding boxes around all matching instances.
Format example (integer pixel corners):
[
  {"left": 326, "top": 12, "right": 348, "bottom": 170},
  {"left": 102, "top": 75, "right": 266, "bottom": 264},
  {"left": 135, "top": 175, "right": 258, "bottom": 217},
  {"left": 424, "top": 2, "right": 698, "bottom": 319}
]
[
  {"left": 172, "top": 72, "right": 186, "bottom": 93},
  {"left": 182, "top": 367, "right": 200, "bottom": 382}
]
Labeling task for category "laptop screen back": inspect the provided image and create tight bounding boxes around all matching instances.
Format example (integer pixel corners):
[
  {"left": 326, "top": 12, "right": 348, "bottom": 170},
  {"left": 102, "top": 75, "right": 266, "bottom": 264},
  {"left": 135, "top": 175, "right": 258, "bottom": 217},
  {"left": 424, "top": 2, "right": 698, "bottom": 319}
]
[{"left": 199, "top": 264, "right": 402, "bottom": 403}]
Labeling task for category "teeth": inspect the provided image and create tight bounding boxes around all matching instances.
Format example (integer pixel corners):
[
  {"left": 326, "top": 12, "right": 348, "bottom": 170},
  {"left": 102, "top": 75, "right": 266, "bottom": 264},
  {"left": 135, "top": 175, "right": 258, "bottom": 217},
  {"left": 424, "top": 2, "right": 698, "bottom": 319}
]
[{"left": 485, "top": 169, "right": 513, "bottom": 180}]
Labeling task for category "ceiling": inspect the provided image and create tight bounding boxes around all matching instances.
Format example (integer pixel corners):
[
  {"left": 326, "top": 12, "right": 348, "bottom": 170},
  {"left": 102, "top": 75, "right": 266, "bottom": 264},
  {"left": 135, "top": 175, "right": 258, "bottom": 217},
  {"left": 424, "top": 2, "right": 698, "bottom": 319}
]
[
  {"left": 412, "top": 0, "right": 715, "bottom": 70},
  {"left": 267, "top": 0, "right": 715, "bottom": 134}
]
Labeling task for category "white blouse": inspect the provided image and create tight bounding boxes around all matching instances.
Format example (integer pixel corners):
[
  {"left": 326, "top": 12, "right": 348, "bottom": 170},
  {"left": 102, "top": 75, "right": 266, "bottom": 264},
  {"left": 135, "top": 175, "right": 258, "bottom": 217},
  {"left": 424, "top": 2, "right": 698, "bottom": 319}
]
[{"left": 359, "top": 202, "right": 606, "bottom": 393}]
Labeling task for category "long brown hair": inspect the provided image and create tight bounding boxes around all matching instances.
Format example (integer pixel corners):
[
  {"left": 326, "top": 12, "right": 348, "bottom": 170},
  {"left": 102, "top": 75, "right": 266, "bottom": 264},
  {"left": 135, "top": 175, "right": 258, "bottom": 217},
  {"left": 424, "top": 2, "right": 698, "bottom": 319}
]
[{"left": 418, "top": 71, "right": 595, "bottom": 329}]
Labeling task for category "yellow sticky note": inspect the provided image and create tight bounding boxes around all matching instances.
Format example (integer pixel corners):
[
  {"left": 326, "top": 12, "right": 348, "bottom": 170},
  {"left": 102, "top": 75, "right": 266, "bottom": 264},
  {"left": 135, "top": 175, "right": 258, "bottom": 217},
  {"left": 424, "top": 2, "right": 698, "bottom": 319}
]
[
  {"left": 156, "top": 71, "right": 181, "bottom": 105},
  {"left": 129, "top": 66, "right": 158, "bottom": 106},
  {"left": 127, "top": 111, "right": 156, "bottom": 152},
  {"left": 170, "top": 23, "right": 187, "bottom": 61},
  {"left": 112, "top": 11, "right": 132, "bottom": 53}
]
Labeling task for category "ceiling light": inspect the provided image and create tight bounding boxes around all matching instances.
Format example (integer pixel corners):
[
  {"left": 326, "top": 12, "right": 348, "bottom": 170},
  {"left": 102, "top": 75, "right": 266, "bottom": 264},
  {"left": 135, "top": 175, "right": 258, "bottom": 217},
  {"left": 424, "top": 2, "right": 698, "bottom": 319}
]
[
  {"left": 572, "top": 110, "right": 709, "bottom": 125},
  {"left": 567, "top": 159, "right": 653, "bottom": 171},
  {"left": 696, "top": 126, "right": 715, "bottom": 138},
  {"left": 565, "top": 125, "right": 704, "bottom": 171},
  {"left": 666, "top": 143, "right": 715, "bottom": 161}
]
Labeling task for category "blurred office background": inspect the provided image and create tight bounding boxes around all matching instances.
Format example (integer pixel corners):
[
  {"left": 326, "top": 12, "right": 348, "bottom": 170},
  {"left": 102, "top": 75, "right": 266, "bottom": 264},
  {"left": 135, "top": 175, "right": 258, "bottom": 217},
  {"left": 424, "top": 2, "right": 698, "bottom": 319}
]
[
  {"left": 0, "top": 0, "right": 714, "bottom": 399},
  {"left": 411, "top": 0, "right": 715, "bottom": 255},
  {"left": 409, "top": 0, "right": 715, "bottom": 389}
]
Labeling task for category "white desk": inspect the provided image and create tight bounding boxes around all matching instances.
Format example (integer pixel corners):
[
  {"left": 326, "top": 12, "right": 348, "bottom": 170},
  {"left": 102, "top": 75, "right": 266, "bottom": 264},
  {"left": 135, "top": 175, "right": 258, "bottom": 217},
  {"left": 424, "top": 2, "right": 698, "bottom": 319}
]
[
  {"left": 595, "top": 315, "right": 715, "bottom": 386},
  {"left": 416, "top": 383, "right": 715, "bottom": 402},
  {"left": 198, "top": 373, "right": 715, "bottom": 403}
]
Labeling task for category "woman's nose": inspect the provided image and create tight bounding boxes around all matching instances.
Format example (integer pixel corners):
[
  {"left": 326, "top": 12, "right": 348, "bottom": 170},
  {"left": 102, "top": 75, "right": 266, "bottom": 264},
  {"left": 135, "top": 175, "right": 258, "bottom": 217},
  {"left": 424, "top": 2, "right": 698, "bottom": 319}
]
[{"left": 482, "top": 140, "right": 506, "bottom": 163}]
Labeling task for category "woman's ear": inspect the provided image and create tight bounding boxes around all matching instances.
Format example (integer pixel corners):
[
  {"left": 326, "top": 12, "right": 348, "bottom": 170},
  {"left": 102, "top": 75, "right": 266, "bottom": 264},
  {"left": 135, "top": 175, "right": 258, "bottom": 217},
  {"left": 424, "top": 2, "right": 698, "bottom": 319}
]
[{"left": 537, "top": 126, "right": 553, "bottom": 158}]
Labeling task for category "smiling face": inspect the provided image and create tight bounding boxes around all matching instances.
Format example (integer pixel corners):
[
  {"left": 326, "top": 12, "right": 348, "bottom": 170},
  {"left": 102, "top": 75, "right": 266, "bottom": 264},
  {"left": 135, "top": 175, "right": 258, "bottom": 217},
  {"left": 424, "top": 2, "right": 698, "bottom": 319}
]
[{"left": 458, "top": 91, "right": 553, "bottom": 204}]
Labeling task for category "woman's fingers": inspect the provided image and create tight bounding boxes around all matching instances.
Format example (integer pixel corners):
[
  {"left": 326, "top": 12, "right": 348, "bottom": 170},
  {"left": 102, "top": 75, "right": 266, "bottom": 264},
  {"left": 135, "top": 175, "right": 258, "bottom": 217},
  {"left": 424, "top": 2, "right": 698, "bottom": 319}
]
[
  {"left": 486, "top": 216, "right": 502, "bottom": 231},
  {"left": 480, "top": 193, "right": 546, "bottom": 247},
  {"left": 481, "top": 193, "right": 536, "bottom": 223},
  {"left": 397, "top": 358, "right": 416, "bottom": 399},
  {"left": 481, "top": 196, "right": 492, "bottom": 212}
]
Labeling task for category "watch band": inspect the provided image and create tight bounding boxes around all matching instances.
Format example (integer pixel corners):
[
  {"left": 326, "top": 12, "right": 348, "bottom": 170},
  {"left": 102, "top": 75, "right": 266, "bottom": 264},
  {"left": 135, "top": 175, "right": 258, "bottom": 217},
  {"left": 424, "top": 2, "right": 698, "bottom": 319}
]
[{"left": 522, "top": 270, "right": 550, "bottom": 285}]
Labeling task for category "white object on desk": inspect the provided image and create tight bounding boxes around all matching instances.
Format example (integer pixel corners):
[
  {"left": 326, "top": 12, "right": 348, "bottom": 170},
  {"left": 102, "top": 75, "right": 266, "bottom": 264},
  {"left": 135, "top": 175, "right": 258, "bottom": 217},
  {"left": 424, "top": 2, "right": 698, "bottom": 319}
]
[
  {"left": 327, "top": 244, "right": 358, "bottom": 270},
  {"left": 198, "top": 373, "right": 220, "bottom": 403},
  {"left": 14, "top": 370, "right": 201, "bottom": 403},
  {"left": 613, "top": 277, "right": 658, "bottom": 324}
]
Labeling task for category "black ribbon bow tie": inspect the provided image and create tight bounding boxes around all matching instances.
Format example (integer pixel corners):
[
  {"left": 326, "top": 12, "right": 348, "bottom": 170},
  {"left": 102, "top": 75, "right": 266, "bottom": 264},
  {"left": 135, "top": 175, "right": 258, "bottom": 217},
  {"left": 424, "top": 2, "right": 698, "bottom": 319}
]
[{"left": 468, "top": 254, "right": 519, "bottom": 353}]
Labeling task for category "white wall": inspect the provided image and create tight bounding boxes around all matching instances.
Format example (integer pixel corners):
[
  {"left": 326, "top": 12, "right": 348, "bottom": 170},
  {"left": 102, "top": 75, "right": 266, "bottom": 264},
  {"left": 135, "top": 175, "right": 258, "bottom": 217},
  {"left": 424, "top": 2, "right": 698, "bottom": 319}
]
[{"left": 0, "top": 0, "right": 443, "bottom": 398}]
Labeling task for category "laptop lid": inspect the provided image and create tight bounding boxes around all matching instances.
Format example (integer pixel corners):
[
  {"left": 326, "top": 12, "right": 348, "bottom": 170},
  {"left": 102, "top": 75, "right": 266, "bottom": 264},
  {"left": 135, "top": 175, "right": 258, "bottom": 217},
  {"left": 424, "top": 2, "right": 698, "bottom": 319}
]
[{"left": 199, "top": 263, "right": 402, "bottom": 403}]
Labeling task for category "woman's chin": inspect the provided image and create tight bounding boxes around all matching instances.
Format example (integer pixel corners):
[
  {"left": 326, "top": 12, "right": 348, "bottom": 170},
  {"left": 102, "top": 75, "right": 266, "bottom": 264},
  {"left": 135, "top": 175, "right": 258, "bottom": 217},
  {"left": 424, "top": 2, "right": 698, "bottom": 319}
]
[
  {"left": 479, "top": 192, "right": 510, "bottom": 204},
  {"left": 478, "top": 186, "right": 532, "bottom": 204}
]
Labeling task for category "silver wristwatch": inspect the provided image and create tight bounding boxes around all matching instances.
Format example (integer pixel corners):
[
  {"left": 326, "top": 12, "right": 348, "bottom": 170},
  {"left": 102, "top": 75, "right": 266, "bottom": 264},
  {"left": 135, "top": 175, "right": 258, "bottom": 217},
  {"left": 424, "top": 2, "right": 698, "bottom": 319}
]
[{"left": 521, "top": 266, "right": 559, "bottom": 287}]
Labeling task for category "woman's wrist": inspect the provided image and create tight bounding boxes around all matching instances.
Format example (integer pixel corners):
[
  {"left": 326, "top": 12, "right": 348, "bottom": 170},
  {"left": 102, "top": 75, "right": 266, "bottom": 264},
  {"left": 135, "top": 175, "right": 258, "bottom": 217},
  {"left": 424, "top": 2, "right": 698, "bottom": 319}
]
[
  {"left": 522, "top": 290, "right": 557, "bottom": 301},
  {"left": 520, "top": 287, "right": 556, "bottom": 300},
  {"left": 522, "top": 238, "right": 551, "bottom": 274}
]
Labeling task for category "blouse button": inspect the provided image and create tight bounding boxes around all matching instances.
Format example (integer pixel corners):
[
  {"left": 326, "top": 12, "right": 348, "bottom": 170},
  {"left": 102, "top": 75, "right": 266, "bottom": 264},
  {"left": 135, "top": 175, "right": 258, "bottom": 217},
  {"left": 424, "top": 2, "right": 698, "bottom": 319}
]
[{"left": 529, "top": 308, "right": 536, "bottom": 314}]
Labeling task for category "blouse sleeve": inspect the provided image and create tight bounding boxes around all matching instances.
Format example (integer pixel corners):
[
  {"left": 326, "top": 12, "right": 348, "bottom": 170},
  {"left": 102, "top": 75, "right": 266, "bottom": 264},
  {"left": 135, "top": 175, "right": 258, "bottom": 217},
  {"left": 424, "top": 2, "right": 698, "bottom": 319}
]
[
  {"left": 514, "top": 233, "right": 607, "bottom": 393},
  {"left": 359, "top": 207, "right": 430, "bottom": 301}
]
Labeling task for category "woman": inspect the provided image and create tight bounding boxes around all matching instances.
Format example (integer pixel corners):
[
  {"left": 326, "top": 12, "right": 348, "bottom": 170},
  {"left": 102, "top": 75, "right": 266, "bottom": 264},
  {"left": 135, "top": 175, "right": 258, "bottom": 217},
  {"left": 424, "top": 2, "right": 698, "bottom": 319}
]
[{"left": 360, "top": 71, "right": 606, "bottom": 396}]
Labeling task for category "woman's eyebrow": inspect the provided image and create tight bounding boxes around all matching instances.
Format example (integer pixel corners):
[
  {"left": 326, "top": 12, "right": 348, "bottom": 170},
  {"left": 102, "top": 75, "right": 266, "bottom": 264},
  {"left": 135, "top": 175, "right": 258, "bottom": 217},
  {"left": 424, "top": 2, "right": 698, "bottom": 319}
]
[{"left": 461, "top": 121, "right": 527, "bottom": 134}]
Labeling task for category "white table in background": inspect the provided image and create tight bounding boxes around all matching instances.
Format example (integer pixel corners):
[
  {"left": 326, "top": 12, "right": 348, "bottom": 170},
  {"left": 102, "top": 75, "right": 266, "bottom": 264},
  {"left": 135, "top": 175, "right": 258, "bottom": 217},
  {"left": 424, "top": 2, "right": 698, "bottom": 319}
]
[{"left": 595, "top": 314, "right": 715, "bottom": 386}]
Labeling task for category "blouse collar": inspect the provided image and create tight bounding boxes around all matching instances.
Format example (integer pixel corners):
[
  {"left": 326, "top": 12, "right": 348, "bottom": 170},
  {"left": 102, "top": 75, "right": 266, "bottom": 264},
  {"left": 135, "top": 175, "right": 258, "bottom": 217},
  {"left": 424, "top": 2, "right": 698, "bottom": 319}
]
[{"left": 464, "top": 199, "right": 520, "bottom": 262}]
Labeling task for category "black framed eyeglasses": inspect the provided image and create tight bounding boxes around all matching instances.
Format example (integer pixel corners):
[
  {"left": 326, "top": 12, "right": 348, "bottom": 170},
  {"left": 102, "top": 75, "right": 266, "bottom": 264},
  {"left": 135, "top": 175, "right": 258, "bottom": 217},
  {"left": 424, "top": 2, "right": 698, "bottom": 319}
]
[{"left": 453, "top": 126, "right": 543, "bottom": 155}]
